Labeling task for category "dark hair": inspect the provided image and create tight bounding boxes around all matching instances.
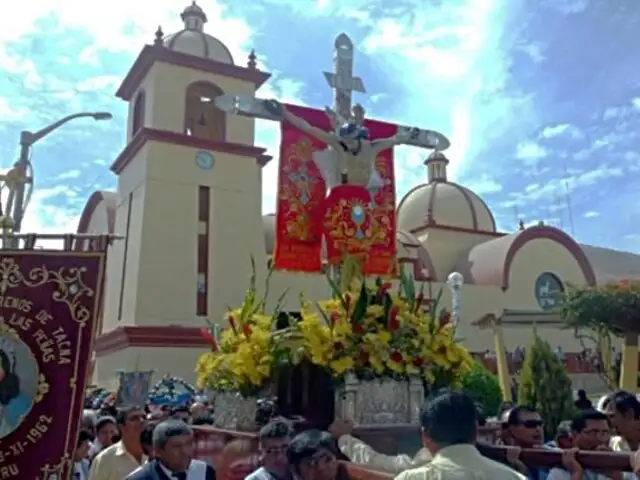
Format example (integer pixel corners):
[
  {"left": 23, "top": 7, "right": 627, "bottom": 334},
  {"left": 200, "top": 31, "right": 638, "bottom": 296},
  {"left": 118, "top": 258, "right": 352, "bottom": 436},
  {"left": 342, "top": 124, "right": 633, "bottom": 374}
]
[
  {"left": 140, "top": 420, "right": 158, "bottom": 448},
  {"left": 287, "top": 430, "right": 336, "bottom": 473},
  {"left": 170, "top": 405, "right": 189, "bottom": 416},
  {"left": 100, "top": 405, "right": 118, "bottom": 418},
  {"left": 116, "top": 405, "right": 142, "bottom": 426},
  {"left": 191, "top": 414, "right": 214, "bottom": 426},
  {"left": 77, "top": 429, "right": 94, "bottom": 446},
  {"left": 420, "top": 390, "right": 476, "bottom": 447},
  {"left": 504, "top": 405, "right": 537, "bottom": 426},
  {"left": 577, "top": 389, "right": 587, "bottom": 399},
  {"left": 610, "top": 390, "right": 640, "bottom": 419},
  {"left": 0, "top": 350, "right": 20, "bottom": 405},
  {"left": 571, "top": 410, "right": 608, "bottom": 433},
  {"left": 258, "top": 419, "right": 294, "bottom": 444},
  {"left": 96, "top": 416, "right": 117, "bottom": 433},
  {"left": 152, "top": 420, "right": 192, "bottom": 449}
]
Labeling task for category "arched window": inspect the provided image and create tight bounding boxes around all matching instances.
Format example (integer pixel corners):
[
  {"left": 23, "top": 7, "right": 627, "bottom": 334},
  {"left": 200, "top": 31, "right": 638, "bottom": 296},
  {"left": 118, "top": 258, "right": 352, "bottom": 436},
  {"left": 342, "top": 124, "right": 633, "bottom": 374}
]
[
  {"left": 131, "top": 91, "right": 145, "bottom": 136},
  {"left": 184, "top": 81, "right": 225, "bottom": 141}
]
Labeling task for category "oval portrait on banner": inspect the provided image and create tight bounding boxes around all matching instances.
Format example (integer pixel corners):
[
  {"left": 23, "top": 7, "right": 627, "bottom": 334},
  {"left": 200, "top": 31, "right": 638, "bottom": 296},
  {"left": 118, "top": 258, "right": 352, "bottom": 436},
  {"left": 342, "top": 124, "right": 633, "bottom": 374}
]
[{"left": 0, "top": 331, "right": 39, "bottom": 439}]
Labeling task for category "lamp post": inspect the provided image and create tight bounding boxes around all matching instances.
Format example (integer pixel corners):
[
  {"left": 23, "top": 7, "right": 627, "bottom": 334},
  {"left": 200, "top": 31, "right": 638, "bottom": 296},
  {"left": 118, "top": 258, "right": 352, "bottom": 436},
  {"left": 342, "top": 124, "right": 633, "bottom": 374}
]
[
  {"left": 11, "top": 111, "right": 113, "bottom": 234},
  {"left": 446, "top": 271, "right": 464, "bottom": 337}
]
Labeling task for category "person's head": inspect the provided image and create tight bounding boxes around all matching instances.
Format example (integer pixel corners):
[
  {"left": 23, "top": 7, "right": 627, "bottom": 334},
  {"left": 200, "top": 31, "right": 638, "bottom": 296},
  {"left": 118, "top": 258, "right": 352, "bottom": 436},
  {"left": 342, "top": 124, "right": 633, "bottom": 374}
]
[
  {"left": 419, "top": 389, "right": 476, "bottom": 453},
  {"left": 602, "top": 390, "right": 640, "bottom": 435},
  {"left": 190, "top": 402, "right": 206, "bottom": 417},
  {"left": 95, "top": 416, "right": 118, "bottom": 448},
  {"left": 0, "top": 349, "right": 20, "bottom": 405},
  {"left": 577, "top": 389, "right": 588, "bottom": 400},
  {"left": 170, "top": 405, "right": 190, "bottom": 422},
  {"left": 554, "top": 420, "right": 573, "bottom": 449},
  {"left": 571, "top": 410, "right": 611, "bottom": 450},
  {"left": 504, "top": 406, "right": 544, "bottom": 447},
  {"left": 82, "top": 410, "right": 97, "bottom": 436},
  {"left": 152, "top": 420, "right": 194, "bottom": 472},
  {"left": 116, "top": 405, "right": 146, "bottom": 441},
  {"left": 140, "top": 421, "right": 158, "bottom": 458},
  {"left": 218, "top": 439, "right": 259, "bottom": 480},
  {"left": 258, "top": 419, "right": 294, "bottom": 477},
  {"left": 287, "top": 430, "right": 339, "bottom": 480},
  {"left": 75, "top": 429, "right": 94, "bottom": 461}
]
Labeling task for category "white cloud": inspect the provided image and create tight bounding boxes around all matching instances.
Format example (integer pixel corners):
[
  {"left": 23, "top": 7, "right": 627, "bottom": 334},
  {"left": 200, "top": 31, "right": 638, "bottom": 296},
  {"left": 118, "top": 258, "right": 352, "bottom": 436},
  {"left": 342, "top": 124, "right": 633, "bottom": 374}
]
[
  {"left": 55, "top": 169, "right": 82, "bottom": 180},
  {"left": 540, "top": 123, "right": 581, "bottom": 139},
  {"left": 583, "top": 211, "right": 600, "bottom": 219},
  {"left": 507, "top": 167, "right": 623, "bottom": 205},
  {"left": 467, "top": 174, "right": 502, "bottom": 195},
  {"left": 516, "top": 141, "right": 548, "bottom": 162}
]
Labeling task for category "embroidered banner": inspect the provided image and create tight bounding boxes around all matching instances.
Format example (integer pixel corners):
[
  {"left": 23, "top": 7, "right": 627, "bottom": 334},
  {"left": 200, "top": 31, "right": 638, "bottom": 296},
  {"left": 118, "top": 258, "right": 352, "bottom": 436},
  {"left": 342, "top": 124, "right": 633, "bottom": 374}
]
[
  {"left": 273, "top": 105, "right": 329, "bottom": 273},
  {"left": 116, "top": 370, "right": 154, "bottom": 407},
  {"left": 323, "top": 185, "right": 375, "bottom": 265},
  {"left": 0, "top": 251, "right": 105, "bottom": 479},
  {"left": 361, "top": 119, "right": 397, "bottom": 276}
]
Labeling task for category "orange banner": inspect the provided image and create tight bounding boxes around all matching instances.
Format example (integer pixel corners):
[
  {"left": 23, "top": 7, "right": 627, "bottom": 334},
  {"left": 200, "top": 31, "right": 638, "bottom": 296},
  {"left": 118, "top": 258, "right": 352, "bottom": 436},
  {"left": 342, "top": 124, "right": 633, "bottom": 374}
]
[
  {"left": 273, "top": 105, "right": 329, "bottom": 272},
  {"left": 0, "top": 251, "right": 105, "bottom": 479},
  {"left": 361, "top": 119, "right": 397, "bottom": 276}
]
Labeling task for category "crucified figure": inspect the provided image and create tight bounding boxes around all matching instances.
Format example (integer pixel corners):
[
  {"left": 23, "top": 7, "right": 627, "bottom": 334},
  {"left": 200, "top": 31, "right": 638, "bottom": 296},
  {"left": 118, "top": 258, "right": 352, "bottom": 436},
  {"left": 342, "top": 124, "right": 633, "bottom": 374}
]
[{"left": 265, "top": 100, "right": 419, "bottom": 189}]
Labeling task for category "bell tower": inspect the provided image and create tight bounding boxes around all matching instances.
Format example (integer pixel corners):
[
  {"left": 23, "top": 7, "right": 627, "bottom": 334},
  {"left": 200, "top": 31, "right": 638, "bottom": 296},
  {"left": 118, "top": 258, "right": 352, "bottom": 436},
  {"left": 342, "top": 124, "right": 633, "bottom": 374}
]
[{"left": 101, "top": 1, "right": 271, "bottom": 345}]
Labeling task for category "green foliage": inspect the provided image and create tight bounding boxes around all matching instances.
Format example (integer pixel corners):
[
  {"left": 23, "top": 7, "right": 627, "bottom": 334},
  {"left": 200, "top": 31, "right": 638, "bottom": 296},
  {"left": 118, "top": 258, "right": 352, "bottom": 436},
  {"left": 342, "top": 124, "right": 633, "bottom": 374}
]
[
  {"left": 560, "top": 280, "right": 640, "bottom": 336},
  {"left": 460, "top": 361, "right": 503, "bottom": 417},
  {"left": 518, "top": 335, "right": 575, "bottom": 439}
]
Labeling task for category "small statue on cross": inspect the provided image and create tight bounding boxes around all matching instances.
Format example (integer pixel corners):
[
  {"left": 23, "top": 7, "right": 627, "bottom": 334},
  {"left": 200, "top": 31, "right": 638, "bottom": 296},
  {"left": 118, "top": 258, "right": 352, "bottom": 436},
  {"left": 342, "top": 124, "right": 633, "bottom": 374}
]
[
  {"left": 0, "top": 162, "right": 32, "bottom": 219},
  {"left": 265, "top": 99, "right": 419, "bottom": 190}
]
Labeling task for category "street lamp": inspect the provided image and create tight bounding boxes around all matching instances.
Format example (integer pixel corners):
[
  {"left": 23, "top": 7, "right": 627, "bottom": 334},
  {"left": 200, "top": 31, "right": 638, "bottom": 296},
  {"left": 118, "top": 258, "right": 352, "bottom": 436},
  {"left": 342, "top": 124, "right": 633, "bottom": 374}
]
[
  {"left": 11, "top": 111, "right": 112, "bottom": 233},
  {"left": 446, "top": 271, "right": 464, "bottom": 335}
]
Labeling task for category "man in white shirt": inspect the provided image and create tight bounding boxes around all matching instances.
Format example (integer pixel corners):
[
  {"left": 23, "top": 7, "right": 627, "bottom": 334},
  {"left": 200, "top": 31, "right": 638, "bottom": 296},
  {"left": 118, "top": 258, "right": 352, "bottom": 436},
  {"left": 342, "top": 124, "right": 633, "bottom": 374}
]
[
  {"left": 394, "top": 389, "right": 526, "bottom": 480},
  {"left": 547, "top": 410, "right": 623, "bottom": 480},
  {"left": 89, "top": 406, "right": 148, "bottom": 480}
]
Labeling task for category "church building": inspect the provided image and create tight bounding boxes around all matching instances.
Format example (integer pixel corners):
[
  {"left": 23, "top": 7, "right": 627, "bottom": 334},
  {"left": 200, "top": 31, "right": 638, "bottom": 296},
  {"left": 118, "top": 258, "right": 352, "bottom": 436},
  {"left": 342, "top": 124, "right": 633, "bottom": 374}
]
[{"left": 77, "top": 2, "right": 640, "bottom": 392}]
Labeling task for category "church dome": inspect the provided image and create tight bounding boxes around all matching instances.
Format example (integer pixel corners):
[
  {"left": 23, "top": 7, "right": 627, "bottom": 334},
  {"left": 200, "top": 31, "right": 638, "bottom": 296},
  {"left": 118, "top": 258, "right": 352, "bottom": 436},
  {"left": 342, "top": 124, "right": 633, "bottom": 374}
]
[
  {"left": 163, "top": 2, "right": 235, "bottom": 65},
  {"left": 397, "top": 152, "right": 496, "bottom": 233}
]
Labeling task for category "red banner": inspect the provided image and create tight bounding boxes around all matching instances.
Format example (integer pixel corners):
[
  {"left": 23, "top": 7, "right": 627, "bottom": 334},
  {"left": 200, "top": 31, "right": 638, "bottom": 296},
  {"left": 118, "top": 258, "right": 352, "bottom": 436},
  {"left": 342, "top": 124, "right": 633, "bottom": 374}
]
[
  {"left": 273, "top": 105, "right": 329, "bottom": 273},
  {"left": 323, "top": 185, "right": 375, "bottom": 265},
  {"left": 0, "top": 251, "right": 105, "bottom": 479},
  {"left": 361, "top": 119, "right": 397, "bottom": 276}
]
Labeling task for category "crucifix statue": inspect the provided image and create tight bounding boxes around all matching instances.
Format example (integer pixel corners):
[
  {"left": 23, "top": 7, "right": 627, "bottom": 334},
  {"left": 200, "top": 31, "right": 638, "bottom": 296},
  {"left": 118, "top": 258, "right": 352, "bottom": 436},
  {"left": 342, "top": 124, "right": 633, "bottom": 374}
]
[{"left": 264, "top": 99, "right": 420, "bottom": 190}]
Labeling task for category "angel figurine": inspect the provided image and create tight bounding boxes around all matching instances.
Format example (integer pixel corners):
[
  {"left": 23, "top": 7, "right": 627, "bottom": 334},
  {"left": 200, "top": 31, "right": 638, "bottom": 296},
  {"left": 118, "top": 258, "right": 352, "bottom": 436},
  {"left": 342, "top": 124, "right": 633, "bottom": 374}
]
[{"left": 265, "top": 99, "right": 419, "bottom": 190}]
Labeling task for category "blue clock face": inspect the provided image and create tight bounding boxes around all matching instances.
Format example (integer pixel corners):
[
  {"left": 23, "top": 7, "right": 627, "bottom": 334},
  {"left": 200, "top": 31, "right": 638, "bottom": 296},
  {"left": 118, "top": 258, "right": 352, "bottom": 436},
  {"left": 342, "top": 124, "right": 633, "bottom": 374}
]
[{"left": 195, "top": 151, "right": 214, "bottom": 170}]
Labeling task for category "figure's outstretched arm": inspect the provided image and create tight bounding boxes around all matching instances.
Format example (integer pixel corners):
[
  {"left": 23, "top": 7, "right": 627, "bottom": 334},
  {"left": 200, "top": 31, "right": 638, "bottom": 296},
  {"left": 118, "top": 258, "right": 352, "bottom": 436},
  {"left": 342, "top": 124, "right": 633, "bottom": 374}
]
[
  {"left": 266, "top": 99, "right": 337, "bottom": 146},
  {"left": 370, "top": 127, "right": 420, "bottom": 155}
]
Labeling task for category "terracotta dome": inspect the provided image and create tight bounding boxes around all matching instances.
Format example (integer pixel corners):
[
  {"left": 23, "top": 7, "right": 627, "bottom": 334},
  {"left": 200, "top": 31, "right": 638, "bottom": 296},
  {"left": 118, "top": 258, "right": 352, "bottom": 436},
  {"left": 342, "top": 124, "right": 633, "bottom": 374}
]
[
  {"left": 163, "top": 2, "right": 234, "bottom": 65},
  {"left": 396, "top": 152, "right": 496, "bottom": 233}
]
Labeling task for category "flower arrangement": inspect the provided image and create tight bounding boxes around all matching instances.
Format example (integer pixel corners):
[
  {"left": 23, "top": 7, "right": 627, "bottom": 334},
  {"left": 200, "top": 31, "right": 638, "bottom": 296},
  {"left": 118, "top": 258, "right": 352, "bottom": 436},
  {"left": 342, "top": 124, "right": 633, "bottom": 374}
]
[
  {"left": 196, "top": 260, "right": 290, "bottom": 396},
  {"left": 294, "top": 258, "right": 474, "bottom": 386}
]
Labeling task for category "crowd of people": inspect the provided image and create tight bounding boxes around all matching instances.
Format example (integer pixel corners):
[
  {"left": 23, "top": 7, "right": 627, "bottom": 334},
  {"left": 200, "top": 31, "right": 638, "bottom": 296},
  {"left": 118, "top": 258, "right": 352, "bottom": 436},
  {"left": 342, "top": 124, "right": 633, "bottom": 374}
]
[{"left": 74, "top": 388, "right": 640, "bottom": 480}]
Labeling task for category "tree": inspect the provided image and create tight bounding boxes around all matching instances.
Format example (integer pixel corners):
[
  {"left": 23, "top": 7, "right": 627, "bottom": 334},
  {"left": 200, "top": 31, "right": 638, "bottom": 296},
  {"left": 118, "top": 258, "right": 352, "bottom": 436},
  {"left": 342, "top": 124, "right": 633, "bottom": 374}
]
[
  {"left": 518, "top": 335, "right": 574, "bottom": 439},
  {"left": 460, "top": 361, "right": 503, "bottom": 417}
]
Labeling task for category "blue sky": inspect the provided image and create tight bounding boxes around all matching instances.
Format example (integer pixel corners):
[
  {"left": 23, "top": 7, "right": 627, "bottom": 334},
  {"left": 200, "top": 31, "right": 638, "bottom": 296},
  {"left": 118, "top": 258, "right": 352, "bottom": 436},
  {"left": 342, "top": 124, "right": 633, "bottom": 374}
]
[{"left": 0, "top": 0, "right": 638, "bottom": 252}]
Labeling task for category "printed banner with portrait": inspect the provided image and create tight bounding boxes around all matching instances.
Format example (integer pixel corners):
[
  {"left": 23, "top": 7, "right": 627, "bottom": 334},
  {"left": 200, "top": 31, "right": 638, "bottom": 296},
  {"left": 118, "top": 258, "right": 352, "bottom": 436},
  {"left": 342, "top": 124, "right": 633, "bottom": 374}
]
[
  {"left": 0, "top": 251, "right": 105, "bottom": 479},
  {"left": 273, "top": 105, "right": 330, "bottom": 273},
  {"left": 116, "top": 370, "right": 154, "bottom": 407}
]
